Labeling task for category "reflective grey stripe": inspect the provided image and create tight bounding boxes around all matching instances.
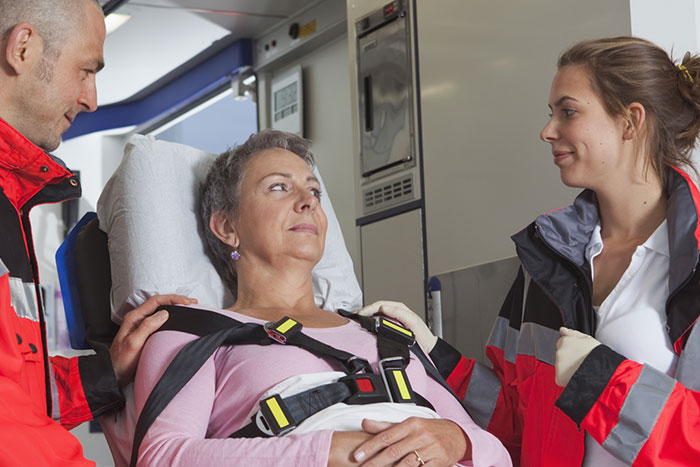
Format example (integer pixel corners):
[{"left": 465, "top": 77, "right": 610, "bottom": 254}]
[
  {"left": 463, "top": 362, "right": 502, "bottom": 430},
  {"left": 602, "top": 364, "right": 676, "bottom": 463},
  {"left": 517, "top": 322, "right": 560, "bottom": 366},
  {"left": 0, "top": 258, "right": 8, "bottom": 276},
  {"left": 503, "top": 326, "right": 519, "bottom": 363},
  {"left": 487, "top": 316, "right": 519, "bottom": 363},
  {"left": 487, "top": 316, "right": 509, "bottom": 348},
  {"left": 9, "top": 277, "right": 39, "bottom": 322},
  {"left": 675, "top": 321, "right": 700, "bottom": 391},
  {"left": 48, "top": 360, "right": 61, "bottom": 421}
]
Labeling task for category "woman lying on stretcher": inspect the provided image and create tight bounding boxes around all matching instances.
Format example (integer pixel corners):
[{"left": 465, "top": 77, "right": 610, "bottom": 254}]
[{"left": 130, "top": 130, "right": 511, "bottom": 467}]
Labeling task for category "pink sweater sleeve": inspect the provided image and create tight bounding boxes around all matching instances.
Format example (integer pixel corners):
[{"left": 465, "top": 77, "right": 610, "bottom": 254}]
[
  {"left": 414, "top": 348, "right": 512, "bottom": 467},
  {"left": 133, "top": 331, "right": 334, "bottom": 467}
]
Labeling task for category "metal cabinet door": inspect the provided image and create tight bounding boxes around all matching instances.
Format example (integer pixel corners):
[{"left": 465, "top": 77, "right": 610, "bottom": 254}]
[{"left": 357, "top": 14, "right": 414, "bottom": 177}]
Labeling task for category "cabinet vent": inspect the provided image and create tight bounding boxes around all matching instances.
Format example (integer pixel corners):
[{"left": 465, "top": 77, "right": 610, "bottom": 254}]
[{"left": 363, "top": 175, "right": 414, "bottom": 214}]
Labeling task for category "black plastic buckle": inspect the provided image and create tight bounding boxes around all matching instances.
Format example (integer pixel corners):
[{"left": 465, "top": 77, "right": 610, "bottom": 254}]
[
  {"left": 341, "top": 373, "right": 390, "bottom": 405},
  {"left": 346, "top": 355, "right": 372, "bottom": 374},
  {"left": 264, "top": 317, "right": 302, "bottom": 344},
  {"left": 379, "top": 357, "right": 416, "bottom": 403},
  {"left": 256, "top": 394, "right": 296, "bottom": 436},
  {"left": 375, "top": 317, "right": 415, "bottom": 347}
]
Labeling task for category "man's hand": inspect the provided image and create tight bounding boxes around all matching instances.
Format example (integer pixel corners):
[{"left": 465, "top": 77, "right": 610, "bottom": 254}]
[
  {"left": 109, "top": 294, "right": 197, "bottom": 388},
  {"left": 554, "top": 327, "right": 601, "bottom": 387},
  {"left": 355, "top": 301, "right": 438, "bottom": 352}
]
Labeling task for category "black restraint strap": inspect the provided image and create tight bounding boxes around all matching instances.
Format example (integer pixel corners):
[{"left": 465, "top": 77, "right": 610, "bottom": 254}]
[
  {"left": 339, "top": 309, "right": 461, "bottom": 402},
  {"left": 130, "top": 306, "right": 269, "bottom": 467},
  {"left": 282, "top": 330, "right": 371, "bottom": 374},
  {"left": 131, "top": 306, "right": 459, "bottom": 462},
  {"left": 232, "top": 380, "right": 355, "bottom": 438},
  {"left": 130, "top": 307, "right": 368, "bottom": 465},
  {"left": 340, "top": 309, "right": 410, "bottom": 362}
]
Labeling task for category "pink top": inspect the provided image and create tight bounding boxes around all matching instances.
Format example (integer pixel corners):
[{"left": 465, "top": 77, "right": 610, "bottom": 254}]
[{"left": 133, "top": 307, "right": 510, "bottom": 466}]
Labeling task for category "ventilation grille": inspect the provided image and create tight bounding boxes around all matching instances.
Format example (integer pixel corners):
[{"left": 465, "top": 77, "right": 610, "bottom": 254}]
[{"left": 363, "top": 174, "right": 415, "bottom": 214}]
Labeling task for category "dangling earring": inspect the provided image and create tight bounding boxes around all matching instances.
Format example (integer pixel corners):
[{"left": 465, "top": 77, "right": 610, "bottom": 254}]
[{"left": 230, "top": 250, "right": 240, "bottom": 261}]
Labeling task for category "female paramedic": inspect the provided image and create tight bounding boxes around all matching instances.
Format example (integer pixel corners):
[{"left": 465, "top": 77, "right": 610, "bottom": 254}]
[
  {"left": 357, "top": 36, "right": 700, "bottom": 466},
  {"left": 128, "top": 130, "right": 511, "bottom": 466}
]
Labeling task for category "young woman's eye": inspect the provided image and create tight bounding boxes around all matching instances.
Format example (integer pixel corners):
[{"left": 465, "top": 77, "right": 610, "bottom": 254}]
[{"left": 563, "top": 108, "right": 576, "bottom": 117}]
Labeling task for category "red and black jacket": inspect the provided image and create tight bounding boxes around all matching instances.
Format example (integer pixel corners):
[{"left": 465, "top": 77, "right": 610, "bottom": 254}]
[
  {"left": 0, "top": 118, "right": 123, "bottom": 465},
  {"left": 430, "top": 166, "right": 700, "bottom": 466}
]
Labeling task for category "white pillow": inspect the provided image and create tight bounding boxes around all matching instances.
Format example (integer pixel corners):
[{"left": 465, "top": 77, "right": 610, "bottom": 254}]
[{"left": 97, "top": 134, "right": 362, "bottom": 323}]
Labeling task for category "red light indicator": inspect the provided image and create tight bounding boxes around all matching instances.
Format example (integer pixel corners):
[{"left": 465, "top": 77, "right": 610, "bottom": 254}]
[{"left": 384, "top": 3, "right": 395, "bottom": 16}]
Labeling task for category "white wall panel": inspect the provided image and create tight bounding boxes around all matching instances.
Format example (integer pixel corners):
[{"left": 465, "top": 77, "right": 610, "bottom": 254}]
[{"left": 417, "top": 0, "right": 631, "bottom": 276}]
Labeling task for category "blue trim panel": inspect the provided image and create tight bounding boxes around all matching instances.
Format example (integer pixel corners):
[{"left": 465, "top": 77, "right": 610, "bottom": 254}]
[{"left": 64, "top": 38, "right": 253, "bottom": 140}]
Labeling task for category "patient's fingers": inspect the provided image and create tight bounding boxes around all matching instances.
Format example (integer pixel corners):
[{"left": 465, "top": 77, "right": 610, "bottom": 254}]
[
  {"left": 355, "top": 418, "right": 469, "bottom": 467},
  {"left": 110, "top": 294, "right": 197, "bottom": 387}
]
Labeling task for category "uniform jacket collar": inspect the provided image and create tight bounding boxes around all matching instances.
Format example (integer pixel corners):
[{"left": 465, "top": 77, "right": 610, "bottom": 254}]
[
  {"left": 529, "top": 167, "right": 700, "bottom": 297},
  {"left": 0, "top": 117, "right": 79, "bottom": 209},
  {"left": 515, "top": 166, "right": 700, "bottom": 349}
]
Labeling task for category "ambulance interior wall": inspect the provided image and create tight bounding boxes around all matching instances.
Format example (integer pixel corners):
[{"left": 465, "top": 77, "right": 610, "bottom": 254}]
[{"left": 417, "top": 0, "right": 631, "bottom": 277}]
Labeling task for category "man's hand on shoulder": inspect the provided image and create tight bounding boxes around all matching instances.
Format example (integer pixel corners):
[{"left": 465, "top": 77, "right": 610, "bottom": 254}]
[{"left": 109, "top": 294, "right": 197, "bottom": 388}]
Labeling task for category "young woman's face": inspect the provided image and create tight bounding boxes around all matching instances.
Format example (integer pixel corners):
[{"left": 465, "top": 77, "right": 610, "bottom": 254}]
[
  {"left": 233, "top": 148, "right": 327, "bottom": 267},
  {"left": 540, "top": 65, "right": 629, "bottom": 190}
]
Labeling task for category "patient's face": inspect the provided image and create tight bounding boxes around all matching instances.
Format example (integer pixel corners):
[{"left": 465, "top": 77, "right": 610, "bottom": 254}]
[{"left": 234, "top": 148, "right": 327, "bottom": 266}]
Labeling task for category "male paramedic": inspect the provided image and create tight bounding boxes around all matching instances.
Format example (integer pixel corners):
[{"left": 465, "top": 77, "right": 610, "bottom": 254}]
[{"left": 0, "top": 0, "right": 195, "bottom": 464}]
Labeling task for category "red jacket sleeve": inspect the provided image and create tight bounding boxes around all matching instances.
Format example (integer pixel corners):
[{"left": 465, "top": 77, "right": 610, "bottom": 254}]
[
  {"left": 50, "top": 352, "right": 124, "bottom": 429},
  {"left": 431, "top": 323, "right": 524, "bottom": 465},
  {"left": 556, "top": 344, "right": 700, "bottom": 465}
]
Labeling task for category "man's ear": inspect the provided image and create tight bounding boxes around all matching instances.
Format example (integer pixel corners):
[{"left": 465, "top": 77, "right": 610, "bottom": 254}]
[
  {"left": 5, "top": 23, "right": 40, "bottom": 75},
  {"left": 623, "top": 102, "right": 646, "bottom": 141},
  {"left": 209, "top": 211, "right": 240, "bottom": 249}
]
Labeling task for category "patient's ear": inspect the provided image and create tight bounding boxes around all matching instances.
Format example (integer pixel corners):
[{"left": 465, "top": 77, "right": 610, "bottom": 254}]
[{"left": 209, "top": 211, "right": 239, "bottom": 248}]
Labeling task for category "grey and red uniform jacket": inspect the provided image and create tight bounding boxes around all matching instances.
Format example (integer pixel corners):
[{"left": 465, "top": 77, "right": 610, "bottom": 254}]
[
  {"left": 0, "top": 118, "right": 123, "bottom": 465},
  {"left": 430, "top": 166, "right": 700, "bottom": 467}
]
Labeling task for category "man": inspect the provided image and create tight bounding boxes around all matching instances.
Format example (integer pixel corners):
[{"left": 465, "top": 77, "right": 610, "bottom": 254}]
[{"left": 0, "top": 0, "right": 194, "bottom": 464}]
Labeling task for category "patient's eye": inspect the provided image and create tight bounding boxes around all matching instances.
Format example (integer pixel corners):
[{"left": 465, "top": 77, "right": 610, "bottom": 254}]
[
  {"left": 310, "top": 187, "right": 322, "bottom": 199},
  {"left": 269, "top": 182, "right": 287, "bottom": 192}
]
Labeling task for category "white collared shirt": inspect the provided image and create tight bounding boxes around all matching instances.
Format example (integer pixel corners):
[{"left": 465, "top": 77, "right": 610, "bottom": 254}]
[{"left": 582, "top": 220, "right": 678, "bottom": 467}]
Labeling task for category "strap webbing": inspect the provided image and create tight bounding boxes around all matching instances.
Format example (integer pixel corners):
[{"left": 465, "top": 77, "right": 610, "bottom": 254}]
[
  {"left": 130, "top": 306, "right": 367, "bottom": 465},
  {"left": 338, "top": 309, "right": 460, "bottom": 402},
  {"left": 231, "top": 381, "right": 353, "bottom": 438},
  {"left": 130, "top": 310, "right": 268, "bottom": 467},
  {"left": 283, "top": 331, "right": 371, "bottom": 374},
  {"left": 130, "top": 306, "right": 459, "bottom": 465}
]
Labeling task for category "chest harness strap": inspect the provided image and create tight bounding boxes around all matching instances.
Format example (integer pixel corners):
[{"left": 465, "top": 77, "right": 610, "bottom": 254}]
[{"left": 130, "top": 305, "right": 453, "bottom": 466}]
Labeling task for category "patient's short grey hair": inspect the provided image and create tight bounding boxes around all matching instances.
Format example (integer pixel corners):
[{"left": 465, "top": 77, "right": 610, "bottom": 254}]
[
  {"left": 200, "top": 129, "right": 316, "bottom": 295},
  {"left": 0, "top": 0, "right": 102, "bottom": 62}
]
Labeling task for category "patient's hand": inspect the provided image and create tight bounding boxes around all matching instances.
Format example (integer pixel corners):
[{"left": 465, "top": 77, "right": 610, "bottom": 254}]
[
  {"left": 356, "top": 301, "right": 438, "bottom": 352},
  {"left": 329, "top": 431, "right": 372, "bottom": 466},
  {"left": 109, "top": 294, "right": 197, "bottom": 388},
  {"left": 353, "top": 418, "right": 470, "bottom": 467}
]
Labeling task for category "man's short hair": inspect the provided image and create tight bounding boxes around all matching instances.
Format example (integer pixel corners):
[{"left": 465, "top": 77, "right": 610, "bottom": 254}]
[{"left": 0, "top": 0, "right": 102, "bottom": 60}]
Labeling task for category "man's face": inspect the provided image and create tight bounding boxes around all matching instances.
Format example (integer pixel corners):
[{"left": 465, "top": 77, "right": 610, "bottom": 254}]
[{"left": 16, "top": 2, "right": 105, "bottom": 151}]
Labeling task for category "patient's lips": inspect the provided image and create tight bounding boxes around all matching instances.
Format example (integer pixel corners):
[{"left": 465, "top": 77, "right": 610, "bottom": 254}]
[{"left": 289, "top": 223, "right": 318, "bottom": 235}]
